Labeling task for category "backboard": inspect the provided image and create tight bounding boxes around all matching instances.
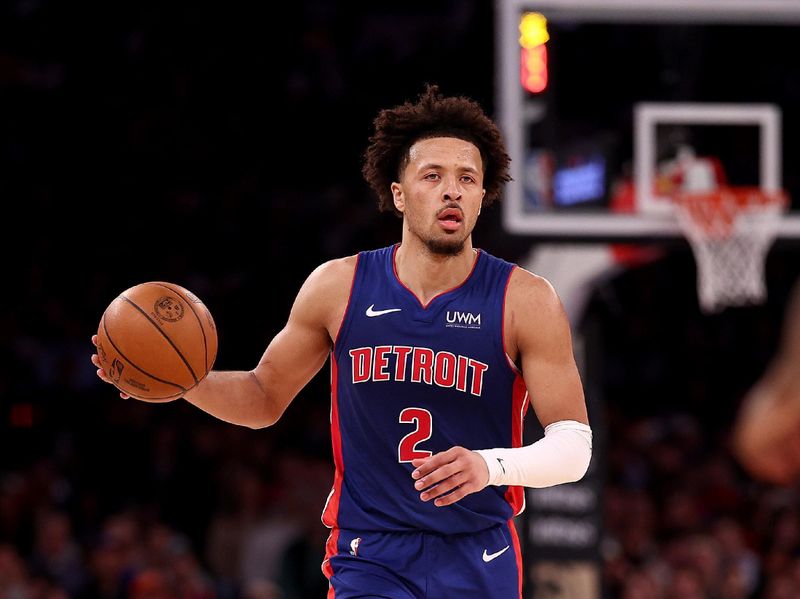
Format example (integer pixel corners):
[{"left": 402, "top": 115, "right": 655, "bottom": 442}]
[{"left": 497, "top": 0, "right": 800, "bottom": 239}]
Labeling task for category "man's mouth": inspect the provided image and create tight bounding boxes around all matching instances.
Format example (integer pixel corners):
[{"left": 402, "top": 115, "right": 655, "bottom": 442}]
[{"left": 437, "top": 208, "right": 463, "bottom": 231}]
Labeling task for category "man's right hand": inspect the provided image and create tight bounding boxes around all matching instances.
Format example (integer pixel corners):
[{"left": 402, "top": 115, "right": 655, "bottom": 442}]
[{"left": 90, "top": 335, "right": 130, "bottom": 399}]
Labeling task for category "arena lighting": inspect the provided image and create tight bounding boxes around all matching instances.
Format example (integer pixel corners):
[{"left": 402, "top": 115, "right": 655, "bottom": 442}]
[
  {"left": 519, "top": 12, "right": 549, "bottom": 93},
  {"left": 521, "top": 45, "right": 548, "bottom": 93},
  {"left": 519, "top": 12, "right": 549, "bottom": 48}
]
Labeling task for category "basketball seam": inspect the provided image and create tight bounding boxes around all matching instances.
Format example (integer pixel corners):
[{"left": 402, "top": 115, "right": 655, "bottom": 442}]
[
  {"left": 101, "top": 316, "right": 188, "bottom": 396},
  {"left": 120, "top": 295, "right": 200, "bottom": 385},
  {"left": 152, "top": 282, "right": 209, "bottom": 374}
]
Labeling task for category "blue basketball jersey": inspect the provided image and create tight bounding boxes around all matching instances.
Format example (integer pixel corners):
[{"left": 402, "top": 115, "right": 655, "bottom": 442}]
[{"left": 322, "top": 245, "right": 530, "bottom": 535}]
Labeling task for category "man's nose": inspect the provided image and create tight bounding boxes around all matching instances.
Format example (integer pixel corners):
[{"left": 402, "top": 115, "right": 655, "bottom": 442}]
[{"left": 442, "top": 177, "right": 462, "bottom": 202}]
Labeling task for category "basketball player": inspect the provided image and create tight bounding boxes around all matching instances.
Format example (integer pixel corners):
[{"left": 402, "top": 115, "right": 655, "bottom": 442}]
[
  {"left": 733, "top": 282, "right": 800, "bottom": 485},
  {"left": 91, "top": 86, "right": 592, "bottom": 598}
]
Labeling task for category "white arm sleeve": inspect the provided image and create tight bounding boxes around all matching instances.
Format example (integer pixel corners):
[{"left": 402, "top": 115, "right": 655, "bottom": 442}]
[{"left": 475, "top": 420, "right": 592, "bottom": 488}]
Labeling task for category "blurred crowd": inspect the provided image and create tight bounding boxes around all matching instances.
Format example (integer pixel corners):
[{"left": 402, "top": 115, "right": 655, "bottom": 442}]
[
  {"left": 604, "top": 411, "right": 800, "bottom": 599},
  {"left": 0, "top": 404, "right": 334, "bottom": 599},
  {"left": 591, "top": 252, "right": 800, "bottom": 599}
]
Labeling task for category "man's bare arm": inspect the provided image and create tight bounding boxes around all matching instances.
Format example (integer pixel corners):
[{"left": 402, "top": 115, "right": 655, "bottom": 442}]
[
  {"left": 183, "top": 257, "right": 354, "bottom": 428},
  {"left": 93, "top": 257, "right": 355, "bottom": 429},
  {"left": 510, "top": 268, "right": 589, "bottom": 427},
  {"left": 733, "top": 282, "right": 800, "bottom": 483}
]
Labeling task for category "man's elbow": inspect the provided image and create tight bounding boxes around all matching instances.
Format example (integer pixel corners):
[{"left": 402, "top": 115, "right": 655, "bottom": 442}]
[
  {"left": 244, "top": 371, "right": 284, "bottom": 429},
  {"left": 244, "top": 413, "right": 279, "bottom": 430},
  {"left": 565, "top": 449, "right": 592, "bottom": 483}
]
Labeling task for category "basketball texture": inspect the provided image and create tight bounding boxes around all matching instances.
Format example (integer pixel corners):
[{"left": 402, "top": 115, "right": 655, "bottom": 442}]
[{"left": 96, "top": 282, "right": 217, "bottom": 402}]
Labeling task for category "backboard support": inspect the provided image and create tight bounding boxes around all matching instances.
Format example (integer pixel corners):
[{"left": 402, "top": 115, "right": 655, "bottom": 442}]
[{"left": 497, "top": 0, "right": 800, "bottom": 239}]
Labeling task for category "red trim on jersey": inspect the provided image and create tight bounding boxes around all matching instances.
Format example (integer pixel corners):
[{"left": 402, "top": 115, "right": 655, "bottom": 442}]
[
  {"left": 501, "top": 265, "right": 522, "bottom": 375},
  {"left": 508, "top": 519, "right": 524, "bottom": 598},
  {"left": 391, "top": 243, "right": 482, "bottom": 309},
  {"left": 504, "top": 373, "right": 530, "bottom": 515},
  {"left": 321, "top": 527, "right": 340, "bottom": 596},
  {"left": 322, "top": 356, "right": 344, "bottom": 528},
  {"left": 333, "top": 254, "right": 360, "bottom": 347}
]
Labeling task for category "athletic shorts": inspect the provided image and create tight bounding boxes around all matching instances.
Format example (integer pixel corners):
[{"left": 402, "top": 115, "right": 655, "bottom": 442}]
[{"left": 322, "top": 521, "right": 522, "bottom": 599}]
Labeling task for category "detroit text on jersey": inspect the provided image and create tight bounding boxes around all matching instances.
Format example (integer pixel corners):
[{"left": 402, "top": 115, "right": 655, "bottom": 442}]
[{"left": 349, "top": 345, "right": 489, "bottom": 396}]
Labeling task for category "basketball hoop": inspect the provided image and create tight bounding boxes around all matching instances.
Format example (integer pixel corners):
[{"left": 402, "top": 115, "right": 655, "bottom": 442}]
[{"left": 673, "top": 186, "right": 788, "bottom": 313}]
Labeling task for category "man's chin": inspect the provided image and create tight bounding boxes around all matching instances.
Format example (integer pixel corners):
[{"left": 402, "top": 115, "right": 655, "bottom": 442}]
[{"left": 425, "top": 237, "right": 465, "bottom": 256}]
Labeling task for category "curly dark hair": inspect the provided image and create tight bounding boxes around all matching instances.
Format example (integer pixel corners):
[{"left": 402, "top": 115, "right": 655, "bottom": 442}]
[{"left": 362, "top": 85, "right": 512, "bottom": 216}]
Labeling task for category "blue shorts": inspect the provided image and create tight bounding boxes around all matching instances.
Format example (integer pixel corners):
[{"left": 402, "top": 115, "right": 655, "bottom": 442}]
[{"left": 322, "top": 521, "right": 522, "bottom": 599}]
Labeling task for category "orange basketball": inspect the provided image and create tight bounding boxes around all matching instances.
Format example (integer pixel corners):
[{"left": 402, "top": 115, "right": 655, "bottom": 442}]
[{"left": 95, "top": 282, "right": 218, "bottom": 402}]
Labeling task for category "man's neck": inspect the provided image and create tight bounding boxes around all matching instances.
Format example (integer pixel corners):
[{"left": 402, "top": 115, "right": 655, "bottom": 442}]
[{"left": 394, "top": 237, "right": 477, "bottom": 306}]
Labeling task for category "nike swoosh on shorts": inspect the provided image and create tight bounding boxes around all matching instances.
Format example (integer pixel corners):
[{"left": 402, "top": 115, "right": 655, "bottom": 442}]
[{"left": 482, "top": 546, "right": 510, "bottom": 562}]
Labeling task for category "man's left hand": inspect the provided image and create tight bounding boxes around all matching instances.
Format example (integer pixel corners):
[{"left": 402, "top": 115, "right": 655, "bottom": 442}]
[{"left": 411, "top": 446, "right": 490, "bottom": 507}]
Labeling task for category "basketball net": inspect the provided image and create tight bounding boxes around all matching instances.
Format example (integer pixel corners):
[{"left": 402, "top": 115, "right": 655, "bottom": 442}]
[{"left": 673, "top": 187, "right": 787, "bottom": 313}]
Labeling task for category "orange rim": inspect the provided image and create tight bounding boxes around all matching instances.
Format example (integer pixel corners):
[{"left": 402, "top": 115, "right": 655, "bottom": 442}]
[{"left": 673, "top": 186, "right": 788, "bottom": 236}]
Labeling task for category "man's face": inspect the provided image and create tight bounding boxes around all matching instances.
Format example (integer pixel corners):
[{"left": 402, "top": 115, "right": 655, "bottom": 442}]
[{"left": 391, "top": 137, "right": 486, "bottom": 255}]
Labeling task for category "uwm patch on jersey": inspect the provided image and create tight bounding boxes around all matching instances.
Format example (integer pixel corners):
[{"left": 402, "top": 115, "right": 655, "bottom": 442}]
[
  {"left": 349, "top": 345, "right": 489, "bottom": 397},
  {"left": 445, "top": 310, "right": 482, "bottom": 329}
]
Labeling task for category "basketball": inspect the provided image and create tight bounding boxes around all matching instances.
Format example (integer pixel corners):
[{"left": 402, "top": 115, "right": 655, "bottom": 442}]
[{"left": 95, "top": 282, "right": 218, "bottom": 402}]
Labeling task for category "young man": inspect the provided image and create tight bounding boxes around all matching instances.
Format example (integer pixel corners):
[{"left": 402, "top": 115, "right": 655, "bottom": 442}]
[{"left": 92, "top": 86, "right": 592, "bottom": 598}]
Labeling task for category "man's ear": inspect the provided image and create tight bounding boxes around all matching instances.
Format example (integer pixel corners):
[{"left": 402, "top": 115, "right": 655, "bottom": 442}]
[{"left": 391, "top": 182, "right": 404, "bottom": 213}]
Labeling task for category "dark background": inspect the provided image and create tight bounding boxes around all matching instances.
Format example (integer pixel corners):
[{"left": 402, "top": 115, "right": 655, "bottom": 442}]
[{"left": 4, "top": 2, "right": 800, "bottom": 598}]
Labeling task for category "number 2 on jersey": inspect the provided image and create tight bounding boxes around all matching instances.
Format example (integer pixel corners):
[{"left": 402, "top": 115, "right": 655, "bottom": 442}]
[{"left": 398, "top": 407, "right": 433, "bottom": 463}]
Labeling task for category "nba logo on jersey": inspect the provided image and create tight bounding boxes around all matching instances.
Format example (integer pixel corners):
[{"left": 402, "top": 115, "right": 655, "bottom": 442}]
[{"left": 349, "top": 537, "right": 361, "bottom": 557}]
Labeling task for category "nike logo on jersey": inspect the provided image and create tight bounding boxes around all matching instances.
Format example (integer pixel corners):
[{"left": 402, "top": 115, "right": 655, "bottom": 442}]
[
  {"left": 366, "top": 304, "right": 402, "bottom": 317},
  {"left": 482, "top": 546, "right": 510, "bottom": 562}
]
